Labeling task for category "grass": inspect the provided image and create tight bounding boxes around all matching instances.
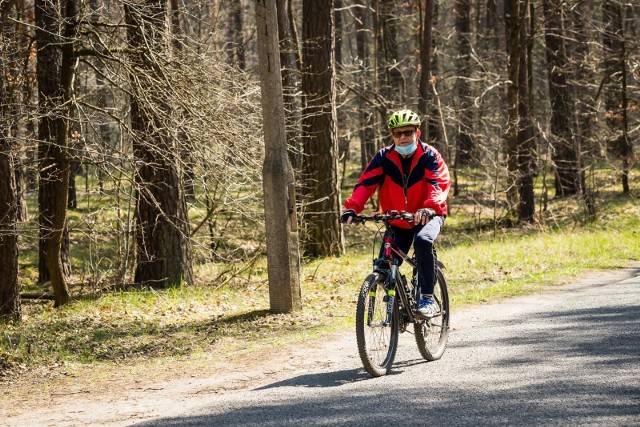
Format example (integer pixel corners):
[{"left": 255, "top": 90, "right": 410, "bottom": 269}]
[
  {"left": 1, "top": 166, "right": 639, "bottom": 379},
  {"left": 446, "top": 224, "right": 639, "bottom": 304}
]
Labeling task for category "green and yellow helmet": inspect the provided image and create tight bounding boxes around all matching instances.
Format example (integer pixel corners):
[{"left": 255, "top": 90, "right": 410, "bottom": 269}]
[{"left": 387, "top": 109, "right": 421, "bottom": 130}]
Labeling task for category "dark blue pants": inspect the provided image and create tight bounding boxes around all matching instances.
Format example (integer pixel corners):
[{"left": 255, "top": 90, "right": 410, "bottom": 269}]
[{"left": 381, "top": 216, "right": 444, "bottom": 295}]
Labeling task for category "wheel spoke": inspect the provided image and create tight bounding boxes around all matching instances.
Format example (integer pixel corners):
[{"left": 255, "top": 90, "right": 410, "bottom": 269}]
[
  {"left": 414, "top": 269, "right": 450, "bottom": 361},
  {"left": 356, "top": 274, "right": 398, "bottom": 377}
]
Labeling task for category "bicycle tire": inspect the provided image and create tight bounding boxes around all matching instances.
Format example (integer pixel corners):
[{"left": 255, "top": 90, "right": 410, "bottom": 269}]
[
  {"left": 355, "top": 273, "right": 399, "bottom": 377},
  {"left": 414, "top": 267, "right": 450, "bottom": 361}
]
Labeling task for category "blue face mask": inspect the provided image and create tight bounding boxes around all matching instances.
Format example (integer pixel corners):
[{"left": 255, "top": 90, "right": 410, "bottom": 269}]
[{"left": 395, "top": 142, "right": 417, "bottom": 156}]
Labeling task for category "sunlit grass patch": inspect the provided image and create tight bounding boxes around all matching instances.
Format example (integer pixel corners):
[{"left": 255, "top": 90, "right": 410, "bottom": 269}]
[{"left": 2, "top": 164, "right": 638, "bottom": 377}]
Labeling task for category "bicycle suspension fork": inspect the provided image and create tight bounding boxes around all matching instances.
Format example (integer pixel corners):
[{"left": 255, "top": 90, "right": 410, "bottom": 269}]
[
  {"left": 382, "top": 236, "right": 397, "bottom": 326},
  {"left": 385, "top": 266, "right": 397, "bottom": 326}
]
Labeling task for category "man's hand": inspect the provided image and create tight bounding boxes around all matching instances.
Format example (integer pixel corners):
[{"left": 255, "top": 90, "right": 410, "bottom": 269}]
[
  {"left": 340, "top": 209, "right": 357, "bottom": 225},
  {"left": 414, "top": 208, "right": 436, "bottom": 225}
]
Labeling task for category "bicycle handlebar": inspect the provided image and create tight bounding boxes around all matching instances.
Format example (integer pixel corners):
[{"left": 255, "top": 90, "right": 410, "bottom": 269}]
[{"left": 350, "top": 210, "right": 416, "bottom": 224}]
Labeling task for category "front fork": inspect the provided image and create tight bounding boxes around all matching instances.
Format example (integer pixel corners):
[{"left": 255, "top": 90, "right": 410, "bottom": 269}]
[
  {"left": 370, "top": 235, "right": 401, "bottom": 327},
  {"left": 366, "top": 267, "right": 396, "bottom": 327},
  {"left": 384, "top": 265, "right": 398, "bottom": 325},
  {"left": 384, "top": 289, "right": 395, "bottom": 326}
]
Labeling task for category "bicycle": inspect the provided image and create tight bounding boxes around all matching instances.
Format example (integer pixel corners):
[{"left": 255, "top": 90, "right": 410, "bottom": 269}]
[{"left": 346, "top": 210, "right": 450, "bottom": 377}]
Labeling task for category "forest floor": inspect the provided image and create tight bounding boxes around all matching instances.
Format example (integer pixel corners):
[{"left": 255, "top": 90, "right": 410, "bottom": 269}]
[
  {"left": 2, "top": 263, "right": 639, "bottom": 427},
  {"left": 1, "top": 323, "right": 354, "bottom": 426}
]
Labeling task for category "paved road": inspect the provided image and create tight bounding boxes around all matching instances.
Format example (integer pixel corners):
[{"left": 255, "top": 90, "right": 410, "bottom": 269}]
[{"left": 137, "top": 267, "right": 640, "bottom": 426}]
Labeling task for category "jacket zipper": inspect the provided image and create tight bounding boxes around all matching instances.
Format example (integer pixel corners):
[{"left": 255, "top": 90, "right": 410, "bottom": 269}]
[
  {"left": 396, "top": 147, "right": 421, "bottom": 213},
  {"left": 402, "top": 173, "right": 409, "bottom": 212}
]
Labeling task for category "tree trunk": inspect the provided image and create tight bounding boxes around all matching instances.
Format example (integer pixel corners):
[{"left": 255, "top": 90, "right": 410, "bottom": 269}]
[
  {"left": 255, "top": 0, "right": 302, "bottom": 313},
  {"left": 7, "top": 0, "right": 30, "bottom": 222},
  {"left": 504, "top": 0, "right": 522, "bottom": 216},
  {"left": 35, "top": 0, "right": 76, "bottom": 305},
  {"left": 568, "top": 0, "right": 594, "bottom": 156},
  {"left": 354, "top": 0, "right": 376, "bottom": 172},
  {"left": 170, "top": 0, "right": 196, "bottom": 203},
  {"left": 504, "top": 0, "right": 536, "bottom": 221},
  {"left": 378, "top": 0, "right": 403, "bottom": 103},
  {"left": 427, "top": 0, "right": 442, "bottom": 147},
  {"left": 0, "top": 2, "right": 21, "bottom": 320},
  {"left": 334, "top": 0, "right": 343, "bottom": 70},
  {"left": 418, "top": 0, "right": 442, "bottom": 145},
  {"left": 454, "top": 0, "right": 476, "bottom": 166},
  {"left": 67, "top": 148, "right": 80, "bottom": 210},
  {"left": 125, "top": 0, "right": 194, "bottom": 288},
  {"left": 235, "top": 1, "right": 246, "bottom": 69},
  {"left": 566, "top": 0, "right": 595, "bottom": 217},
  {"left": 0, "top": 143, "right": 20, "bottom": 320},
  {"left": 301, "top": 0, "right": 344, "bottom": 257},
  {"left": 485, "top": 0, "right": 502, "bottom": 51},
  {"left": 334, "top": 0, "right": 349, "bottom": 160},
  {"left": 542, "top": 0, "right": 580, "bottom": 197},
  {"left": 286, "top": 0, "right": 302, "bottom": 72},
  {"left": 276, "top": 0, "right": 302, "bottom": 172},
  {"left": 602, "top": 0, "right": 631, "bottom": 193},
  {"left": 516, "top": 0, "right": 535, "bottom": 222},
  {"left": 88, "top": 0, "right": 113, "bottom": 194},
  {"left": 226, "top": 0, "right": 246, "bottom": 69}
]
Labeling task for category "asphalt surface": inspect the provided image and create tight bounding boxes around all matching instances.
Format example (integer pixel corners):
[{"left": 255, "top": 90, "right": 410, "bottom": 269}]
[{"left": 136, "top": 267, "right": 640, "bottom": 427}]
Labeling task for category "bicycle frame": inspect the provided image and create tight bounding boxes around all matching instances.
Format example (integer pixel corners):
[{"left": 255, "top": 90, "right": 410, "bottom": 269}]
[
  {"left": 361, "top": 211, "right": 445, "bottom": 326},
  {"left": 374, "top": 224, "right": 420, "bottom": 325}
]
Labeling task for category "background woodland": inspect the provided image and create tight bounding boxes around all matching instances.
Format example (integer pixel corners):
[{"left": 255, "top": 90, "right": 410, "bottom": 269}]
[{"left": 0, "top": 0, "right": 638, "bottom": 321}]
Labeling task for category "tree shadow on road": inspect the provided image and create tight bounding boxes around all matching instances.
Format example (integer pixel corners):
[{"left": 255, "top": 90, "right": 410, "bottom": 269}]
[{"left": 133, "top": 275, "right": 640, "bottom": 426}]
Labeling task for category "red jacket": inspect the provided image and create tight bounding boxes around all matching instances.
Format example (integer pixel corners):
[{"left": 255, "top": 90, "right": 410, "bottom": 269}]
[{"left": 344, "top": 140, "right": 450, "bottom": 229}]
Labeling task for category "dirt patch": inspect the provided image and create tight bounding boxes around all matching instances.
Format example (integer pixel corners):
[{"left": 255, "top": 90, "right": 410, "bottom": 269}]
[{"left": 1, "top": 329, "right": 354, "bottom": 426}]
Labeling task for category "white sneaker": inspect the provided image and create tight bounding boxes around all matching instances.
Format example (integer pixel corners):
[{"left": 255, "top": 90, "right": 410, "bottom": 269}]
[{"left": 417, "top": 297, "right": 437, "bottom": 317}]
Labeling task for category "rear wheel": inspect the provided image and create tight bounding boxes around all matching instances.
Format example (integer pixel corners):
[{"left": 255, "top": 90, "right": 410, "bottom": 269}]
[
  {"left": 414, "top": 267, "right": 449, "bottom": 361},
  {"left": 356, "top": 273, "right": 399, "bottom": 377}
]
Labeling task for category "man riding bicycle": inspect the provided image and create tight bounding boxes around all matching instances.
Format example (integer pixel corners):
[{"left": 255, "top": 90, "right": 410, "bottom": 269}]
[{"left": 340, "top": 109, "right": 451, "bottom": 317}]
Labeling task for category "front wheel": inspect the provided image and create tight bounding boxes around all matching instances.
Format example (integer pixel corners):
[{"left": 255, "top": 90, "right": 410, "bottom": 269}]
[
  {"left": 356, "top": 273, "right": 399, "bottom": 377},
  {"left": 414, "top": 267, "right": 450, "bottom": 361}
]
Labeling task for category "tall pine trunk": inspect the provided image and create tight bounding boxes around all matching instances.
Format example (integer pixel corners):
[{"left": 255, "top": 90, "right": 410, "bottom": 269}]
[
  {"left": 276, "top": 0, "right": 302, "bottom": 173},
  {"left": 516, "top": 0, "right": 535, "bottom": 221},
  {"left": 226, "top": 1, "right": 246, "bottom": 69},
  {"left": 566, "top": 0, "right": 595, "bottom": 217},
  {"left": 125, "top": 0, "right": 194, "bottom": 287},
  {"left": 0, "top": 141, "right": 19, "bottom": 320},
  {"left": 602, "top": 0, "right": 631, "bottom": 193},
  {"left": 301, "top": 0, "right": 343, "bottom": 257},
  {"left": 454, "top": 0, "right": 476, "bottom": 166},
  {"left": 0, "top": 2, "right": 20, "bottom": 319},
  {"left": 542, "top": 0, "right": 580, "bottom": 197},
  {"left": 378, "top": 0, "right": 403, "bottom": 103},
  {"left": 35, "top": 0, "right": 76, "bottom": 305},
  {"left": 354, "top": 0, "right": 376, "bottom": 172},
  {"left": 504, "top": 0, "right": 535, "bottom": 222},
  {"left": 418, "top": 0, "right": 445, "bottom": 146}
]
